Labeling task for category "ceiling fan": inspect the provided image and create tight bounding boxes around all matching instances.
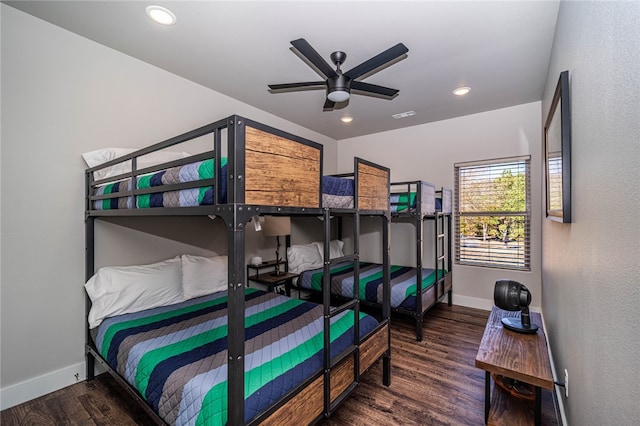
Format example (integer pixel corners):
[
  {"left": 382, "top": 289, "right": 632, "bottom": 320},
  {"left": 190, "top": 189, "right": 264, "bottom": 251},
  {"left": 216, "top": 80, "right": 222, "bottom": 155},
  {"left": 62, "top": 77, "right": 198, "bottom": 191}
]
[{"left": 268, "top": 38, "right": 409, "bottom": 111}]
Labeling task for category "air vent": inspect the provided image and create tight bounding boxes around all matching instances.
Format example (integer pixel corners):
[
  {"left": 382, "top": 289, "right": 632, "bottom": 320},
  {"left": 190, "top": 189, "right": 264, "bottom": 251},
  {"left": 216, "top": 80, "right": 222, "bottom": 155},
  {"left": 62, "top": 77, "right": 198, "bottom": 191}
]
[{"left": 392, "top": 111, "right": 416, "bottom": 119}]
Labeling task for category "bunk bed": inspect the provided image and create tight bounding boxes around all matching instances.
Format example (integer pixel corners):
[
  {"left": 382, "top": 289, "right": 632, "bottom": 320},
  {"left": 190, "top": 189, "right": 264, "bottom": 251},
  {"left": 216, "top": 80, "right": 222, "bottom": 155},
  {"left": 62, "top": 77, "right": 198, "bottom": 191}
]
[
  {"left": 389, "top": 180, "right": 453, "bottom": 341},
  {"left": 296, "top": 180, "right": 452, "bottom": 341},
  {"left": 84, "top": 115, "right": 391, "bottom": 426}
]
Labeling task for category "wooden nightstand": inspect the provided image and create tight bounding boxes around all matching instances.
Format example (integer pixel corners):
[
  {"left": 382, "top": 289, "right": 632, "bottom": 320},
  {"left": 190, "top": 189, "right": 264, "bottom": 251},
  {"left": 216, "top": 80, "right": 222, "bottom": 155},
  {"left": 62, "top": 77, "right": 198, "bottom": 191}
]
[{"left": 247, "top": 260, "right": 299, "bottom": 297}]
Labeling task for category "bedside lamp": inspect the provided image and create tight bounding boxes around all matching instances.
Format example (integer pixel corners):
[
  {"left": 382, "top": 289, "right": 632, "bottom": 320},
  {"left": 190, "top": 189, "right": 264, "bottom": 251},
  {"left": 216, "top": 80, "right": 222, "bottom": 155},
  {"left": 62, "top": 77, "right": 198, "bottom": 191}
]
[{"left": 262, "top": 216, "right": 291, "bottom": 276}]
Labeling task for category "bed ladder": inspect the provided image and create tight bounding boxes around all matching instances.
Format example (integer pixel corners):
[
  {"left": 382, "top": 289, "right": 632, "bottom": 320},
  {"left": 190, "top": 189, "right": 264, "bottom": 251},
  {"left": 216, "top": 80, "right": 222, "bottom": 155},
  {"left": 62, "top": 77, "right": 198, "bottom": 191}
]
[
  {"left": 435, "top": 211, "right": 447, "bottom": 301},
  {"left": 321, "top": 208, "right": 361, "bottom": 418}
]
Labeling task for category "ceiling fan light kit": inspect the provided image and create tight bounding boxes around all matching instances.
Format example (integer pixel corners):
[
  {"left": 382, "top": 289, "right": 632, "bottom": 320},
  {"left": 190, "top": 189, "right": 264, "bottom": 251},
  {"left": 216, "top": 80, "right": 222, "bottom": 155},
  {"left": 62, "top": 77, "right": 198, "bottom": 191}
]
[{"left": 268, "top": 38, "right": 408, "bottom": 111}]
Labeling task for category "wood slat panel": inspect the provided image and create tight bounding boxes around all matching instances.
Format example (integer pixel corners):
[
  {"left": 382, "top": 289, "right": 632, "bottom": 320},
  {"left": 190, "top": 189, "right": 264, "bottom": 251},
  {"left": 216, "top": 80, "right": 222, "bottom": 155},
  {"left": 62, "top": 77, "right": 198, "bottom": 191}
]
[
  {"left": 331, "top": 356, "right": 356, "bottom": 401},
  {"left": 421, "top": 282, "right": 436, "bottom": 310},
  {"left": 261, "top": 375, "right": 324, "bottom": 426},
  {"left": 360, "top": 324, "right": 389, "bottom": 374},
  {"left": 357, "top": 163, "right": 389, "bottom": 211},
  {"left": 245, "top": 126, "right": 321, "bottom": 208}
]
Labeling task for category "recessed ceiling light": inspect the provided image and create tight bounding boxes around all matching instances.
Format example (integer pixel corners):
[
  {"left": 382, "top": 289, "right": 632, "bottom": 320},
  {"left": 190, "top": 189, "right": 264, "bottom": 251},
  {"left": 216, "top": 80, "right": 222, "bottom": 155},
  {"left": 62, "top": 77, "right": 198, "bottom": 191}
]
[
  {"left": 341, "top": 116, "right": 353, "bottom": 123},
  {"left": 453, "top": 86, "right": 471, "bottom": 96},
  {"left": 392, "top": 111, "right": 416, "bottom": 119},
  {"left": 146, "top": 5, "right": 177, "bottom": 25}
]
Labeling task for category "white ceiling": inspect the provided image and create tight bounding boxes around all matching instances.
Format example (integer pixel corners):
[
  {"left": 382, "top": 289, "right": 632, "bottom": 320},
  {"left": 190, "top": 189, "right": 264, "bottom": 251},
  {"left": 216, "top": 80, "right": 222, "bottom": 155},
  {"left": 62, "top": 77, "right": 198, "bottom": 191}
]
[{"left": 5, "top": 1, "right": 560, "bottom": 140}]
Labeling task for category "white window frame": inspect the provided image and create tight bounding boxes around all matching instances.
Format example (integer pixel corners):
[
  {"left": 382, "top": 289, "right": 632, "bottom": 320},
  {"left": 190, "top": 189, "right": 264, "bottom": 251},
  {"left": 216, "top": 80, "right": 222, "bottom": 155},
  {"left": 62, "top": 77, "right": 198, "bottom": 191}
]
[{"left": 454, "top": 156, "right": 531, "bottom": 271}]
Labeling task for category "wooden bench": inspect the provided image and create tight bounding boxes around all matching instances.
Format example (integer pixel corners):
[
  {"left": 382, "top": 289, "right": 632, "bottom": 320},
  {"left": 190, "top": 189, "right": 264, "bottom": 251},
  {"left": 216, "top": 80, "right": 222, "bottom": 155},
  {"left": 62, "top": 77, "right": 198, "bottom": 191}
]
[{"left": 475, "top": 307, "right": 554, "bottom": 425}]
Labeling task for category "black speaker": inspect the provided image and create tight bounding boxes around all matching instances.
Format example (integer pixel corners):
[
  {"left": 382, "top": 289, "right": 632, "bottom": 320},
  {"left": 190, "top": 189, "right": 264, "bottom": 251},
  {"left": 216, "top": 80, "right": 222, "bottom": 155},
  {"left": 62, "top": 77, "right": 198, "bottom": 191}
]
[{"left": 494, "top": 280, "right": 538, "bottom": 334}]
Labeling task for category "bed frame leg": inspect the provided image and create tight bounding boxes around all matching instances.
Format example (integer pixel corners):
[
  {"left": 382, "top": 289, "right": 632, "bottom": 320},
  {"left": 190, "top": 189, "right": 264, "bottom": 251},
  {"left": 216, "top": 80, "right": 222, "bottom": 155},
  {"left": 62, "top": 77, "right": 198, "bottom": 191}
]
[
  {"left": 86, "top": 351, "right": 95, "bottom": 381},
  {"left": 416, "top": 316, "right": 423, "bottom": 342},
  {"left": 447, "top": 289, "right": 453, "bottom": 307},
  {"left": 383, "top": 355, "right": 391, "bottom": 386}
]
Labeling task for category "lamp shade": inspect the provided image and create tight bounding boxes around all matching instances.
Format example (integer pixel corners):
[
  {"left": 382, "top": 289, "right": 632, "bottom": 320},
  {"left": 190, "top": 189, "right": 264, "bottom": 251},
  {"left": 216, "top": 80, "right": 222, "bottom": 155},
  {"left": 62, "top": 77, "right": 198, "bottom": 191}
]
[{"left": 263, "top": 216, "right": 291, "bottom": 237}]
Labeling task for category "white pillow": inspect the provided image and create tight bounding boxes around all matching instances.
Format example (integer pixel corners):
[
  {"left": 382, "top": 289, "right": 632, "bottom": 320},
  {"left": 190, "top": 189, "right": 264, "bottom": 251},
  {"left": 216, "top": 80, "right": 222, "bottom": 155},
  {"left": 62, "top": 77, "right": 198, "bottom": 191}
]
[
  {"left": 313, "top": 239, "right": 345, "bottom": 261},
  {"left": 85, "top": 257, "right": 183, "bottom": 328},
  {"left": 82, "top": 148, "right": 191, "bottom": 180},
  {"left": 287, "top": 243, "right": 324, "bottom": 274},
  {"left": 181, "top": 254, "right": 228, "bottom": 300}
]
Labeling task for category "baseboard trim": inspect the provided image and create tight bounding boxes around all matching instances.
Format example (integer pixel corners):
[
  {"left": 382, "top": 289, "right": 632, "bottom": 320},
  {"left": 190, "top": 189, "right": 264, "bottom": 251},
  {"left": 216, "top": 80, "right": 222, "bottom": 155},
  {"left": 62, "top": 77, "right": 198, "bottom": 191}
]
[
  {"left": 539, "top": 312, "right": 568, "bottom": 426},
  {"left": 443, "top": 294, "right": 493, "bottom": 311},
  {"left": 0, "top": 362, "right": 86, "bottom": 410},
  {"left": 443, "top": 294, "right": 542, "bottom": 313}
]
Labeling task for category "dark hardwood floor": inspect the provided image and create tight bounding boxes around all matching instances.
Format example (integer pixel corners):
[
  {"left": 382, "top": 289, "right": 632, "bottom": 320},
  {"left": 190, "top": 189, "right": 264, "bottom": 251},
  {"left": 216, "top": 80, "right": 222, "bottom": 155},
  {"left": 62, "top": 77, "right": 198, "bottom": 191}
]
[{"left": 1, "top": 304, "right": 558, "bottom": 425}]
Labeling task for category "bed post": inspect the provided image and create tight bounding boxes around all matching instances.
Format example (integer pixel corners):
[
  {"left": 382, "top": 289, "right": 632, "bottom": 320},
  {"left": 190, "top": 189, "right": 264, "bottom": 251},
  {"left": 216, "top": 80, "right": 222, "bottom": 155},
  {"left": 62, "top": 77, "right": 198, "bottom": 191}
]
[
  {"left": 382, "top": 212, "right": 392, "bottom": 386},
  {"left": 225, "top": 115, "right": 247, "bottom": 426},
  {"left": 225, "top": 207, "right": 247, "bottom": 426},
  {"left": 85, "top": 213, "right": 95, "bottom": 381},
  {"left": 415, "top": 211, "right": 424, "bottom": 342},
  {"left": 446, "top": 213, "right": 453, "bottom": 306}
]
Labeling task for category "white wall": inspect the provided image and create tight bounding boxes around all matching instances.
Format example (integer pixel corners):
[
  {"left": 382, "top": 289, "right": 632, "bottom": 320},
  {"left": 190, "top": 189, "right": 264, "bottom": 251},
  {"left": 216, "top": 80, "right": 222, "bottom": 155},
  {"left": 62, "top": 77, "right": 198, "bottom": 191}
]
[
  {"left": 338, "top": 102, "right": 542, "bottom": 310},
  {"left": 541, "top": 1, "right": 640, "bottom": 424},
  {"left": 0, "top": 5, "right": 337, "bottom": 409}
]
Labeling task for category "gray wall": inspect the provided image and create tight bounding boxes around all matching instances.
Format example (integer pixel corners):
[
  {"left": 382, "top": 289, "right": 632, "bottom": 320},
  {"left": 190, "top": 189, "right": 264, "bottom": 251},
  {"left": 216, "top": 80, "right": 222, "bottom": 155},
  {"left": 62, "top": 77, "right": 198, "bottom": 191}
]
[
  {"left": 0, "top": 4, "right": 336, "bottom": 407},
  {"left": 338, "top": 102, "right": 543, "bottom": 311},
  {"left": 541, "top": 1, "right": 640, "bottom": 424}
]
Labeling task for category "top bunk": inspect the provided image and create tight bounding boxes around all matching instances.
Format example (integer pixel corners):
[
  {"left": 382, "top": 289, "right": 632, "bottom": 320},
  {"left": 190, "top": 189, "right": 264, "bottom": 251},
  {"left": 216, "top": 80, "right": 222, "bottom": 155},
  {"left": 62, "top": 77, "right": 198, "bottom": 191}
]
[
  {"left": 390, "top": 180, "right": 452, "bottom": 218},
  {"left": 85, "top": 115, "right": 390, "bottom": 218}
]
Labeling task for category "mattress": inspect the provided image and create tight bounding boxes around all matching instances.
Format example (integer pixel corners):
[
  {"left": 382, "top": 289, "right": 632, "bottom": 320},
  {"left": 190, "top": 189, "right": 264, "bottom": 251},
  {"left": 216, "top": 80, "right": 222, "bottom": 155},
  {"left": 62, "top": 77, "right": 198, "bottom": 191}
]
[
  {"left": 390, "top": 192, "right": 417, "bottom": 213},
  {"left": 322, "top": 175, "right": 354, "bottom": 209},
  {"left": 93, "top": 161, "right": 354, "bottom": 210},
  {"left": 390, "top": 192, "right": 445, "bottom": 213},
  {"left": 92, "top": 288, "right": 378, "bottom": 425},
  {"left": 298, "top": 262, "right": 446, "bottom": 310},
  {"left": 92, "top": 158, "right": 227, "bottom": 210}
]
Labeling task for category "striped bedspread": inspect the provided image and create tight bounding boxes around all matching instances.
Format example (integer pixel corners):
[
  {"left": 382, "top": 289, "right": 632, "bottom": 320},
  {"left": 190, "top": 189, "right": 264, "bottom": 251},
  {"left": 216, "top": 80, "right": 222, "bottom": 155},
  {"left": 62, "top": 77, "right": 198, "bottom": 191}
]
[
  {"left": 298, "top": 262, "right": 446, "bottom": 309},
  {"left": 390, "top": 192, "right": 417, "bottom": 213},
  {"left": 92, "top": 288, "right": 377, "bottom": 425},
  {"left": 322, "top": 175, "right": 354, "bottom": 209},
  {"left": 390, "top": 192, "right": 444, "bottom": 214},
  {"left": 92, "top": 158, "right": 227, "bottom": 210}
]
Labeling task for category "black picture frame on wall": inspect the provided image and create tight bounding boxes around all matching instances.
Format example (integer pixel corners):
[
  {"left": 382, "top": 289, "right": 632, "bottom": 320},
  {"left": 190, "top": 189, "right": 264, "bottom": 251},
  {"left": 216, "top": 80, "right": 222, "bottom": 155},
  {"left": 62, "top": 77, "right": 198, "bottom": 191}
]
[{"left": 544, "top": 70, "right": 571, "bottom": 223}]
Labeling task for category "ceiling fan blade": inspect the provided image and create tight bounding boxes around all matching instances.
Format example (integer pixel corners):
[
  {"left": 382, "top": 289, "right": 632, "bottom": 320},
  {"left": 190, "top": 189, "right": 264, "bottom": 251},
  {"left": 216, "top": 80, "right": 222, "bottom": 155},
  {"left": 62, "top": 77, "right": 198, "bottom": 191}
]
[
  {"left": 323, "top": 99, "right": 336, "bottom": 111},
  {"left": 344, "top": 43, "right": 408, "bottom": 80},
  {"left": 268, "top": 81, "right": 326, "bottom": 92},
  {"left": 291, "top": 38, "right": 337, "bottom": 79},
  {"left": 351, "top": 81, "right": 399, "bottom": 99}
]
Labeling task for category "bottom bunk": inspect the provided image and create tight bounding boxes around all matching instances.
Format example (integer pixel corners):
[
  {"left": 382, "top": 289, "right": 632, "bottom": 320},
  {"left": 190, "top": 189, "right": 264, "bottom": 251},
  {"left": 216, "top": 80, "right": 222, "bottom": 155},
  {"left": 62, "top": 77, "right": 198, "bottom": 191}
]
[
  {"left": 297, "top": 262, "right": 452, "bottom": 340},
  {"left": 86, "top": 287, "right": 388, "bottom": 425}
]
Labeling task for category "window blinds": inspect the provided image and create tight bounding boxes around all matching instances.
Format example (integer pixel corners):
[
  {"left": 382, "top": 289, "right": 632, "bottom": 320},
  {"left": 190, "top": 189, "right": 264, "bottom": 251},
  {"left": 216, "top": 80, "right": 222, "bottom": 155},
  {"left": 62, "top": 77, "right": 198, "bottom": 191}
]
[{"left": 454, "top": 156, "right": 531, "bottom": 270}]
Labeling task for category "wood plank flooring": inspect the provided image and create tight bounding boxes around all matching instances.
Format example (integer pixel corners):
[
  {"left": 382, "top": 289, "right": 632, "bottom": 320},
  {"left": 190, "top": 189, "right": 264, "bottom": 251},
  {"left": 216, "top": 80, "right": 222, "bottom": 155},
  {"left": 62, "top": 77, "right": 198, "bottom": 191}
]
[{"left": 1, "top": 304, "right": 558, "bottom": 425}]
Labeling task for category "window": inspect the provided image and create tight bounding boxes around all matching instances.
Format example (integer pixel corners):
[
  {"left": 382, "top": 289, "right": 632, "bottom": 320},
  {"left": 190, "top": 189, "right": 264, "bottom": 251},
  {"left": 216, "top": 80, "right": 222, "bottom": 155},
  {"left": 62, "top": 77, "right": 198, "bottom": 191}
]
[{"left": 454, "top": 156, "right": 531, "bottom": 270}]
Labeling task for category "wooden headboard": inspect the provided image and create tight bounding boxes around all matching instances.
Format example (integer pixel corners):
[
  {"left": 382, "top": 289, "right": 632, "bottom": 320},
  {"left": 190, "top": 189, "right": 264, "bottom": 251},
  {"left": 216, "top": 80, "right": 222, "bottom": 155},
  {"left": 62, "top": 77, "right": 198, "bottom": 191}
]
[
  {"left": 244, "top": 125, "right": 322, "bottom": 208},
  {"left": 356, "top": 158, "right": 390, "bottom": 212}
]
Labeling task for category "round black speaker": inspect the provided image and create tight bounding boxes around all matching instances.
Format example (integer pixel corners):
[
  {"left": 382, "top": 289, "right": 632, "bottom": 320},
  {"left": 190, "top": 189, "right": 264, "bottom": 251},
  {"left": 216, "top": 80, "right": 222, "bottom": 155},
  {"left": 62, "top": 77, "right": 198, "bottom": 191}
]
[{"left": 494, "top": 280, "right": 538, "bottom": 334}]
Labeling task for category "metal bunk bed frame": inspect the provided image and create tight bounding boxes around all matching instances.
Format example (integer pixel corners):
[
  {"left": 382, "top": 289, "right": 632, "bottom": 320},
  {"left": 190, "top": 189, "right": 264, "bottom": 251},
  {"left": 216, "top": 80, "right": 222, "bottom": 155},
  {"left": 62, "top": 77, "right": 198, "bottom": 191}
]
[
  {"left": 390, "top": 181, "right": 453, "bottom": 341},
  {"left": 84, "top": 115, "right": 391, "bottom": 425}
]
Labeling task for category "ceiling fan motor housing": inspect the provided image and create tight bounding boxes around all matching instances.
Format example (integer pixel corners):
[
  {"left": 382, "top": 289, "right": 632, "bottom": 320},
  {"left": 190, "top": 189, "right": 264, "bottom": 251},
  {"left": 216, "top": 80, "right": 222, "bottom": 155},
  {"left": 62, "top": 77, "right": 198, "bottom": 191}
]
[{"left": 327, "top": 74, "right": 351, "bottom": 101}]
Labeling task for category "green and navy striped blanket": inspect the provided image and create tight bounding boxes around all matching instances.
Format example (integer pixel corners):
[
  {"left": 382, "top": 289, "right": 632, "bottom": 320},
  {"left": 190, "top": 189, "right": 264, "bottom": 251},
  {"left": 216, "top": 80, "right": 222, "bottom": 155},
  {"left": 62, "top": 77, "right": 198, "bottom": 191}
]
[
  {"left": 92, "top": 158, "right": 226, "bottom": 210},
  {"left": 298, "top": 262, "right": 446, "bottom": 309},
  {"left": 92, "top": 288, "right": 377, "bottom": 425}
]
